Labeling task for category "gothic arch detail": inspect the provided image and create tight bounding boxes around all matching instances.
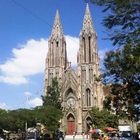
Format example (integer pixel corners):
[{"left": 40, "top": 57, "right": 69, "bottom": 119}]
[
  {"left": 85, "top": 88, "right": 91, "bottom": 106},
  {"left": 85, "top": 116, "right": 92, "bottom": 132},
  {"left": 67, "top": 113, "right": 75, "bottom": 135},
  {"left": 65, "top": 88, "right": 74, "bottom": 98}
]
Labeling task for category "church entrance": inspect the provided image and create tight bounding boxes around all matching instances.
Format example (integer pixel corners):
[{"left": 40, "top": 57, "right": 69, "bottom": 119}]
[
  {"left": 86, "top": 117, "right": 92, "bottom": 132},
  {"left": 67, "top": 114, "right": 75, "bottom": 135}
]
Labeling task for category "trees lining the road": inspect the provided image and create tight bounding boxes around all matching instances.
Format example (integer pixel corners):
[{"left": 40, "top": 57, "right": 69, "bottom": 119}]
[{"left": 0, "top": 108, "right": 36, "bottom": 131}]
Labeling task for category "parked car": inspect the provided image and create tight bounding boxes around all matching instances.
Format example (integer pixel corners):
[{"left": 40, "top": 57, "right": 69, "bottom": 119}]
[
  {"left": 26, "top": 128, "right": 40, "bottom": 140},
  {"left": 119, "top": 131, "right": 133, "bottom": 140}
]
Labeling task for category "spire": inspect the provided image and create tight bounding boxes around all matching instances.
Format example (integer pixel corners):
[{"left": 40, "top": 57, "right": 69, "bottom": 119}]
[
  {"left": 51, "top": 10, "right": 63, "bottom": 37},
  {"left": 82, "top": 4, "right": 94, "bottom": 32}
]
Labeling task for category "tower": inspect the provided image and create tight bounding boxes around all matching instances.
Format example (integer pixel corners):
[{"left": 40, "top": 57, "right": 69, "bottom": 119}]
[
  {"left": 45, "top": 10, "right": 68, "bottom": 94},
  {"left": 77, "top": 4, "right": 103, "bottom": 131},
  {"left": 44, "top": 4, "right": 104, "bottom": 135}
]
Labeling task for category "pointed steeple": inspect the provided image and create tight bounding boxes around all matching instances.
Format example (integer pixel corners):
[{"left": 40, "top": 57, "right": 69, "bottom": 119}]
[
  {"left": 82, "top": 4, "right": 95, "bottom": 32},
  {"left": 51, "top": 10, "right": 63, "bottom": 37}
]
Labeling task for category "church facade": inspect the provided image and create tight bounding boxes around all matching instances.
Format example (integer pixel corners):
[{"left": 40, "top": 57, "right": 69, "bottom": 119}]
[{"left": 44, "top": 4, "right": 104, "bottom": 135}]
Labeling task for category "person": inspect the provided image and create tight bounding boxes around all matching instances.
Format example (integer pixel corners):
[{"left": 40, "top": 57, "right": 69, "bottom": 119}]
[
  {"left": 104, "top": 134, "right": 109, "bottom": 140},
  {"left": 112, "top": 133, "right": 119, "bottom": 140},
  {"left": 73, "top": 131, "right": 76, "bottom": 140},
  {"left": 99, "top": 133, "right": 103, "bottom": 140}
]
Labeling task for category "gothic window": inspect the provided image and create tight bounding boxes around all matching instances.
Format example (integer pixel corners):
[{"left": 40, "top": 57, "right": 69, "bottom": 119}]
[
  {"left": 52, "top": 42, "right": 54, "bottom": 66},
  {"left": 82, "top": 67, "right": 86, "bottom": 82},
  {"left": 85, "top": 88, "right": 91, "bottom": 106},
  {"left": 83, "top": 37, "right": 86, "bottom": 62},
  {"left": 89, "top": 68, "right": 93, "bottom": 83},
  {"left": 56, "top": 41, "right": 59, "bottom": 66},
  {"left": 88, "top": 36, "right": 91, "bottom": 63},
  {"left": 56, "top": 41, "right": 59, "bottom": 47}
]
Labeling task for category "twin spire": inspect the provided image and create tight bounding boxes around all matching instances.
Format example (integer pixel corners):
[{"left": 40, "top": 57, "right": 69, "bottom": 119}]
[
  {"left": 51, "top": 10, "right": 63, "bottom": 37},
  {"left": 51, "top": 4, "right": 94, "bottom": 36},
  {"left": 82, "top": 4, "right": 94, "bottom": 31}
]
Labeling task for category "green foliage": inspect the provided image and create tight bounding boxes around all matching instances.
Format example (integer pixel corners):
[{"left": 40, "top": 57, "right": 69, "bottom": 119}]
[
  {"left": 0, "top": 108, "right": 36, "bottom": 131},
  {"left": 103, "top": 94, "right": 112, "bottom": 110},
  {"left": 90, "top": 107, "right": 118, "bottom": 129},
  {"left": 41, "top": 77, "right": 63, "bottom": 132},
  {"left": 87, "top": 0, "right": 140, "bottom": 47},
  {"left": 103, "top": 44, "right": 140, "bottom": 120},
  {"left": 137, "top": 123, "right": 140, "bottom": 131},
  {"left": 42, "top": 77, "right": 61, "bottom": 109}
]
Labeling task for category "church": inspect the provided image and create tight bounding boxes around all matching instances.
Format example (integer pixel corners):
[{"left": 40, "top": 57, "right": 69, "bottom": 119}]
[{"left": 44, "top": 4, "right": 104, "bottom": 135}]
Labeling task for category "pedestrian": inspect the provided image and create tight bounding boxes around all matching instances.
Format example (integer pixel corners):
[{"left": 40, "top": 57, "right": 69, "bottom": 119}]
[
  {"left": 112, "top": 133, "right": 119, "bottom": 140},
  {"left": 99, "top": 133, "right": 103, "bottom": 140},
  {"left": 104, "top": 134, "right": 109, "bottom": 140},
  {"left": 73, "top": 131, "right": 75, "bottom": 140}
]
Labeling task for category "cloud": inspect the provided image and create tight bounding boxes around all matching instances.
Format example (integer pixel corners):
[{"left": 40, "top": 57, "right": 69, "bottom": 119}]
[
  {"left": 24, "top": 91, "right": 32, "bottom": 96},
  {"left": 0, "top": 36, "right": 79, "bottom": 85},
  {"left": 0, "top": 36, "right": 106, "bottom": 85},
  {"left": 0, "top": 38, "right": 48, "bottom": 85},
  {"left": 65, "top": 35, "right": 79, "bottom": 66},
  {"left": 0, "top": 102, "right": 7, "bottom": 109},
  {"left": 99, "top": 48, "right": 108, "bottom": 60},
  {"left": 28, "top": 97, "right": 43, "bottom": 107}
]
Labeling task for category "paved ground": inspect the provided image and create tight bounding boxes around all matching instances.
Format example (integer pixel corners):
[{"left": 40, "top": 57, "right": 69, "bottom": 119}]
[{"left": 64, "top": 135, "right": 90, "bottom": 140}]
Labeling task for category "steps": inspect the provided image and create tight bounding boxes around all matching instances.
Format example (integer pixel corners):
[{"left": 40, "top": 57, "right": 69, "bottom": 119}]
[{"left": 65, "top": 134, "right": 90, "bottom": 140}]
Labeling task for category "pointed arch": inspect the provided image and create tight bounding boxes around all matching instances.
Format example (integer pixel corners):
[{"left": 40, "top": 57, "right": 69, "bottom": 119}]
[
  {"left": 83, "top": 37, "right": 86, "bottom": 62},
  {"left": 86, "top": 116, "right": 92, "bottom": 132},
  {"left": 85, "top": 88, "right": 91, "bottom": 106},
  {"left": 65, "top": 88, "right": 74, "bottom": 98},
  {"left": 67, "top": 113, "right": 75, "bottom": 135},
  {"left": 88, "top": 36, "right": 91, "bottom": 63}
]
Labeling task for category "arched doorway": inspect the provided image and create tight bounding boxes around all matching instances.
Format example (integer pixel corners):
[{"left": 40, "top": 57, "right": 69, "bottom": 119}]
[
  {"left": 67, "top": 114, "right": 75, "bottom": 135},
  {"left": 86, "top": 117, "right": 92, "bottom": 132}
]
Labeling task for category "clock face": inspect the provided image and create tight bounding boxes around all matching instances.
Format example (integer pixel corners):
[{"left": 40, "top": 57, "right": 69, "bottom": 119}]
[{"left": 67, "top": 98, "right": 75, "bottom": 107}]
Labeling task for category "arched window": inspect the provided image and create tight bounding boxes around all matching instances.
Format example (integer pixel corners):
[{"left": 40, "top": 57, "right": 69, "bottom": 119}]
[
  {"left": 86, "top": 88, "right": 91, "bottom": 106},
  {"left": 88, "top": 36, "right": 91, "bottom": 63},
  {"left": 83, "top": 37, "right": 86, "bottom": 62},
  {"left": 56, "top": 41, "right": 59, "bottom": 66}
]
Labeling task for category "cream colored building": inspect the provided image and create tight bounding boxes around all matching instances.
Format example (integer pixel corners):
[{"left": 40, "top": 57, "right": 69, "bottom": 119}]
[{"left": 44, "top": 4, "right": 104, "bottom": 135}]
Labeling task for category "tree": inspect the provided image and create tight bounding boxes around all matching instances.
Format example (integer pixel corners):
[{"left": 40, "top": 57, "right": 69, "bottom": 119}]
[
  {"left": 0, "top": 109, "right": 37, "bottom": 131},
  {"left": 90, "top": 107, "right": 118, "bottom": 129},
  {"left": 42, "top": 77, "right": 62, "bottom": 109},
  {"left": 87, "top": 0, "right": 140, "bottom": 121},
  {"left": 87, "top": 0, "right": 140, "bottom": 47},
  {"left": 41, "top": 77, "right": 63, "bottom": 132},
  {"left": 103, "top": 45, "right": 140, "bottom": 120}
]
